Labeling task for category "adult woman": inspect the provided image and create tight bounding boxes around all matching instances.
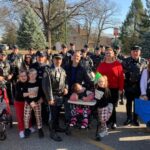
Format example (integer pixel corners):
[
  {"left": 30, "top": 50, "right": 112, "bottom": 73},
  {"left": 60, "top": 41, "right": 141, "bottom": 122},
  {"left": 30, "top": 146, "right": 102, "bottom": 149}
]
[{"left": 97, "top": 47, "right": 124, "bottom": 129}]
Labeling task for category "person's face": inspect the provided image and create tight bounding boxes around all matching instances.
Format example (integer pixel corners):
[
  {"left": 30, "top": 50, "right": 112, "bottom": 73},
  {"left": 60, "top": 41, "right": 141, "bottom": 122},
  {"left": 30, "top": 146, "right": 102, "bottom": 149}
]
[
  {"left": 98, "top": 77, "right": 105, "bottom": 88},
  {"left": 101, "top": 47, "right": 105, "bottom": 53},
  {"left": 70, "top": 45, "right": 75, "bottom": 50},
  {"left": 25, "top": 56, "right": 31, "bottom": 63},
  {"left": 105, "top": 49, "right": 114, "bottom": 58},
  {"left": 62, "top": 47, "right": 68, "bottom": 54},
  {"left": 37, "top": 56, "right": 46, "bottom": 63},
  {"left": 72, "top": 52, "right": 81, "bottom": 64},
  {"left": 13, "top": 48, "right": 18, "bottom": 54},
  {"left": 82, "top": 51, "right": 87, "bottom": 58},
  {"left": 29, "top": 71, "right": 37, "bottom": 81},
  {"left": 0, "top": 54, "right": 6, "bottom": 61},
  {"left": 29, "top": 50, "right": 33, "bottom": 55},
  {"left": 95, "top": 50, "right": 101, "bottom": 55},
  {"left": 131, "top": 50, "right": 141, "bottom": 59},
  {"left": 53, "top": 58, "right": 62, "bottom": 67},
  {"left": 19, "top": 72, "right": 27, "bottom": 82}
]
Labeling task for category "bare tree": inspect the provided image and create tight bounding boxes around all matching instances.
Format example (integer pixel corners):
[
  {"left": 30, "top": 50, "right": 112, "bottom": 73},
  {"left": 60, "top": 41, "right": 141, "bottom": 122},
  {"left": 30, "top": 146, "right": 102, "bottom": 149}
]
[
  {"left": 10, "top": 0, "right": 92, "bottom": 48},
  {"left": 94, "top": 0, "right": 119, "bottom": 46}
]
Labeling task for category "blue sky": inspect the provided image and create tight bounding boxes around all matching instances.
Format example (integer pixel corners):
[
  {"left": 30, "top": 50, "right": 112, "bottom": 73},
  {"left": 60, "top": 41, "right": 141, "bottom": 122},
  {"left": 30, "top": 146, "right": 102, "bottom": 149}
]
[{"left": 105, "top": 0, "right": 146, "bottom": 34}]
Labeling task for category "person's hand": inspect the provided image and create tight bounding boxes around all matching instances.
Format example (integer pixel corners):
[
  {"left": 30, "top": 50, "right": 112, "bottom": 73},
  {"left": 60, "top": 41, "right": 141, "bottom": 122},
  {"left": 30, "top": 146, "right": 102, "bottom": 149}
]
[
  {"left": 63, "top": 88, "right": 68, "bottom": 95},
  {"left": 48, "top": 100, "right": 55, "bottom": 105},
  {"left": 140, "top": 95, "right": 148, "bottom": 100},
  {"left": 119, "top": 90, "right": 123, "bottom": 95},
  {"left": 7, "top": 74, "right": 13, "bottom": 80},
  {"left": 30, "top": 101, "right": 37, "bottom": 108}
]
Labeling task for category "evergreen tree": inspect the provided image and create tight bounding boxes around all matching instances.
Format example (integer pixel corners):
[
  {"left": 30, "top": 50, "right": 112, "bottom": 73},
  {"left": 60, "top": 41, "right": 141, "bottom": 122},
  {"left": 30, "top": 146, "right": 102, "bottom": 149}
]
[
  {"left": 139, "top": 0, "right": 150, "bottom": 58},
  {"left": 17, "top": 7, "right": 46, "bottom": 50},
  {"left": 120, "top": 0, "right": 145, "bottom": 52}
]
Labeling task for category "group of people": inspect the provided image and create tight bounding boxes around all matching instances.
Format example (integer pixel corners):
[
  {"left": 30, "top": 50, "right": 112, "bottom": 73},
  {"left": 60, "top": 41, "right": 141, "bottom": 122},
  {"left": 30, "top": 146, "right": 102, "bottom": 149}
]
[{"left": 0, "top": 43, "right": 150, "bottom": 142}]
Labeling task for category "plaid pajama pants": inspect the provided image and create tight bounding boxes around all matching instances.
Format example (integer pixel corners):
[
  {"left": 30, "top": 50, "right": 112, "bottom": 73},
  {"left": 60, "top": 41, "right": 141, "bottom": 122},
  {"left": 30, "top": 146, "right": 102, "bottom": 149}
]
[
  {"left": 24, "top": 101, "right": 42, "bottom": 129},
  {"left": 97, "top": 105, "right": 112, "bottom": 131}
]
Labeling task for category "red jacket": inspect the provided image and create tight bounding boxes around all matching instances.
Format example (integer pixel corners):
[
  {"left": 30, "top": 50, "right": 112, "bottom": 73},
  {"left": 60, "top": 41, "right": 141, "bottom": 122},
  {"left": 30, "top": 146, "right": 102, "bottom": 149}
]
[{"left": 96, "top": 61, "right": 124, "bottom": 91}]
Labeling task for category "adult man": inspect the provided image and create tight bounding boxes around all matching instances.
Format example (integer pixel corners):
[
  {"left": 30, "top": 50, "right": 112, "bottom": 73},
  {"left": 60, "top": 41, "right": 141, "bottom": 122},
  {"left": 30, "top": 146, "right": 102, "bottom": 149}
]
[
  {"left": 7, "top": 45, "right": 23, "bottom": 104},
  {"left": 80, "top": 49, "right": 94, "bottom": 80},
  {"left": 42, "top": 54, "right": 68, "bottom": 142},
  {"left": 123, "top": 45, "right": 147, "bottom": 126},
  {"left": 59, "top": 44, "right": 71, "bottom": 69},
  {"left": 64, "top": 51, "right": 94, "bottom": 131},
  {"left": 114, "top": 45, "right": 125, "bottom": 105},
  {"left": 91, "top": 47, "right": 103, "bottom": 72},
  {"left": 68, "top": 43, "right": 75, "bottom": 56}
]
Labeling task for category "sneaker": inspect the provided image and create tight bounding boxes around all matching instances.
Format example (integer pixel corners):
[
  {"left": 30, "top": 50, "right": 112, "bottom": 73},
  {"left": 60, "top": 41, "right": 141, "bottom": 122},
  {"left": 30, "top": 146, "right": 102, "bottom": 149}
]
[
  {"left": 99, "top": 130, "right": 108, "bottom": 138},
  {"left": 132, "top": 120, "right": 140, "bottom": 126},
  {"left": 24, "top": 128, "right": 31, "bottom": 138},
  {"left": 30, "top": 127, "right": 36, "bottom": 133},
  {"left": 19, "top": 131, "right": 25, "bottom": 139},
  {"left": 111, "top": 123, "right": 117, "bottom": 129},
  {"left": 38, "top": 128, "right": 44, "bottom": 138}
]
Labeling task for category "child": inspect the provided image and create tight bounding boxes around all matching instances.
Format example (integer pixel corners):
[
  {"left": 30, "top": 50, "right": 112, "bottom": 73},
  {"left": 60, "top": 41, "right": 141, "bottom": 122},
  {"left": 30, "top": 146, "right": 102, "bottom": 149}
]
[
  {"left": 23, "top": 68, "right": 44, "bottom": 138},
  {"left": 69, "top": 83, "right": 94, "bottom": 129},
  {"left": 15, "top": 70, "right": 35, "bottom": 138},
  {"left": 94, "top": 74, "right": 113, "bottom": 138}
]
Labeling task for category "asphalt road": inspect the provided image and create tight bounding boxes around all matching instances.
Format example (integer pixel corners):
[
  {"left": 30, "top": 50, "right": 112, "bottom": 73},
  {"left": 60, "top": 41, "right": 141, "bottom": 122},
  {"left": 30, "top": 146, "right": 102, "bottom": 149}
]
[{"left": 0, "top": 101, "right": 150, "bottom": 150}]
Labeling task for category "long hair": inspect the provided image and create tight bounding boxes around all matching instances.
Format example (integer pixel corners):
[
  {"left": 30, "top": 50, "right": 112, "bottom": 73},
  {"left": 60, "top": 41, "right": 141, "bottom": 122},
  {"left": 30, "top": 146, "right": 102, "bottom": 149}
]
[{"left": 103, "top": 47, "right": 116, "bottom": 62}]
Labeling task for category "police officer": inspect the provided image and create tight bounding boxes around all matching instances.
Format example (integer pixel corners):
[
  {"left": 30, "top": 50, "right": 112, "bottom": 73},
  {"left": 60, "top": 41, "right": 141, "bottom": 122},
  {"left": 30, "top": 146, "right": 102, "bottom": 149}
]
[
  {"left": 80, "top": 49, "right": 94, "bottom": 80},
  {"left": 7, "top": 45, "right": 23, "bottom": 81},
  {"left": 59, "top": 44, "right": 71, "bottom": 69},
  {"left": 123, "top": 45, "right": 147, "bottom": 126},
  {"left": 91, "top": 47, "right": 103, "bottom": 72},
  {"left": 42, "top": 54, "right": 68, "bottom": 142},
  {"left": 68, "top": 43, "right": 75, "bottom": 56},
  {"left": 114, "top": 45, "right": 125, "bottom": 105},
  {"left": 114, "top": 45, "right": 125, "bottom": 63},
  {"left": 7, "top": 45, "right": 23, "bottom": 104}
]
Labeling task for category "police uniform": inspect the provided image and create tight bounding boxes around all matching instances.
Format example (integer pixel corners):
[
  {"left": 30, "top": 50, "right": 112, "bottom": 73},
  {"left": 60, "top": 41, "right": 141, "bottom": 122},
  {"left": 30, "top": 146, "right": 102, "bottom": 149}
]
[
  {"left": 123, "top": 46, "right": 147, "bottom": 125},
  {"left": 7, "top": 52, "right": 23, "bottom": 81},
  {"left": 42, "top": 54, "right": 68, "bottom": 142},
  {"left": 59, "top": 52, "right": 71, "bottom": 69}
]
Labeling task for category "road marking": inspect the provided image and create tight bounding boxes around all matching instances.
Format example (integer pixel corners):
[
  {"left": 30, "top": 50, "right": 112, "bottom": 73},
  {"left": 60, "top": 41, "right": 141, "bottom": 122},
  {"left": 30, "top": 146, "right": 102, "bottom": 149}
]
[
  {"left": 73, "top": 131, "right": 115, "bottom": 150},
  {"left": 119, "top": 135, "right": 150, "bottom": 141}
]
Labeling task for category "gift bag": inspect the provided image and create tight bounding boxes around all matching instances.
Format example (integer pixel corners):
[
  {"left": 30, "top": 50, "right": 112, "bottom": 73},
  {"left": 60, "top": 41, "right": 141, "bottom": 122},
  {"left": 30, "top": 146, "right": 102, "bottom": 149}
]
[{"left": 135, "top": 98, "right": 150, "bottom": 123}]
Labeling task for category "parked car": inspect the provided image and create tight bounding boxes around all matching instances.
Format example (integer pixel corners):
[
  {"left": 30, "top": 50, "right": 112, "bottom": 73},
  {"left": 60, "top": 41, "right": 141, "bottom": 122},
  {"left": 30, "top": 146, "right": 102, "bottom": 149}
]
[{"left": 0, "top": 44, "right": 9, "bottom": 51}]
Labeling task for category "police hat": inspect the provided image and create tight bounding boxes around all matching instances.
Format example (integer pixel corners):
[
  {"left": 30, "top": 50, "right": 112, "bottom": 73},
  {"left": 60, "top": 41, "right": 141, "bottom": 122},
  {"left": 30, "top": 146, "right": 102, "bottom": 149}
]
[
  {"left": 53, "top": 54, "right": 63, "bottom": 59},
  {"left": 61, "top": 44, "right": 67, "bottom": 49},
  {"left": 13, "top": 45, "right": 18, "bottom": 49},
  {"left": 36, "top": 51, "right": 47, "bottom": 57},
  {"left": 131, "top": 45, "right": 141, "bottom": 51},
  {"left": 81, "top": 49, "right": 87, "bottom": 53},
  {"left": 70, "top": 43, "right": 74, "bottom": 46},
  {"left": 84, "top": 44, "right": 88, "bottom": 48}
]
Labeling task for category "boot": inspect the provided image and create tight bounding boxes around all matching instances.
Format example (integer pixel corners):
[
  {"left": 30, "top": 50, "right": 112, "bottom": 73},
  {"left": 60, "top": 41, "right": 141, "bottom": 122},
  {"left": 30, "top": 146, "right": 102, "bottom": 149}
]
[
  {"left": 49, "top": 121, "right": 62, "bottom": 142},
  {"left": 50, "top": 130, "right": 62, "bottom": 142}
]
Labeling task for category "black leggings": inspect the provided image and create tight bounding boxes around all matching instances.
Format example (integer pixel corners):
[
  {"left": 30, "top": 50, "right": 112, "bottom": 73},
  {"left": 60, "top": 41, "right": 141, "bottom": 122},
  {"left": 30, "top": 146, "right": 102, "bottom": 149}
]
[{"left": 108, "top": 88, "right": 119, "bottom": 124}]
